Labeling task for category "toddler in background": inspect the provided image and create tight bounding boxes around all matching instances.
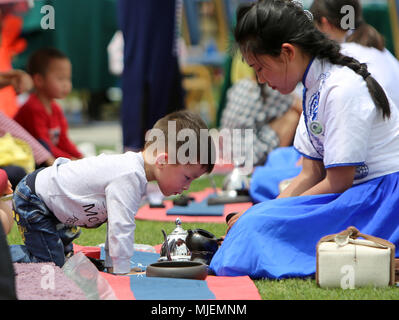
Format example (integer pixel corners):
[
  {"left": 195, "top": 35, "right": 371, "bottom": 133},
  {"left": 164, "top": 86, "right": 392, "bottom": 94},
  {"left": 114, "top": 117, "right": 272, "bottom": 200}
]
[{"left": 14, "top": 47, "right": 82, "bottom": 160}]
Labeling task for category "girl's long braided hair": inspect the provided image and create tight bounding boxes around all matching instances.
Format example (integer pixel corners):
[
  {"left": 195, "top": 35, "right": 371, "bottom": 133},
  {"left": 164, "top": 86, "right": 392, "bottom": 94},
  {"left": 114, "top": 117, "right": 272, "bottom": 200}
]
[{"left": 234, "top": 0, "right": 390, "bottom": 119}]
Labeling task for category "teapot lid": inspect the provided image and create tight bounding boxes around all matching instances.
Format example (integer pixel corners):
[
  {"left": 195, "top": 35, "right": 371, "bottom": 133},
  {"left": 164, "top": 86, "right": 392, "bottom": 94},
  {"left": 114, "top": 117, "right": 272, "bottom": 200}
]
[{"left": 170, "top": 217, "right": 188, "bottom": 236}]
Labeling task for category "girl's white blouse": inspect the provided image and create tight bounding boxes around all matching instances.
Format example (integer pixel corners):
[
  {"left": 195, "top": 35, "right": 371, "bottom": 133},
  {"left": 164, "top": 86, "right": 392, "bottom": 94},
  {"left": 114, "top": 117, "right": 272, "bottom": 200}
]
[{"left": 294, "top": 58, "right": 399, "bottom": 184}]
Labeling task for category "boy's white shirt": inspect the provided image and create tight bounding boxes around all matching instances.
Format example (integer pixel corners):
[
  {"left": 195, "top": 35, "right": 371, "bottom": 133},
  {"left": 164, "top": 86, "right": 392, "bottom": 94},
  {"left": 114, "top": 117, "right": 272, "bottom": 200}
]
[
  {"left": 35, "top": 152, "right": 148, "bottom": 274},
  {"left": 294, "top": 58, "right": 399, "bottom": 184}
]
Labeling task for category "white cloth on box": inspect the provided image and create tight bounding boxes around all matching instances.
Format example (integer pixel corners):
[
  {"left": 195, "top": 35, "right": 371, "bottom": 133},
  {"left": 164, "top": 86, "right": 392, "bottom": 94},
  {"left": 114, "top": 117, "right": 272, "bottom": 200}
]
[{"left": 318, "top": 239, "right": 391, "bottom": 288}]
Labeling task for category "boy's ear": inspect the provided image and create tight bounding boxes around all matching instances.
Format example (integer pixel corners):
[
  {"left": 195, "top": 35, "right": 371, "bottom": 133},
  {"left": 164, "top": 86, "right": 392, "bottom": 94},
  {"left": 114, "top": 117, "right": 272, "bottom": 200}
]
[
  {"left": 32, "top": 73, "right": 44, "bottom": 88},
  {"left": 155, "top": 153, "right": 168, "bottom": 167}
]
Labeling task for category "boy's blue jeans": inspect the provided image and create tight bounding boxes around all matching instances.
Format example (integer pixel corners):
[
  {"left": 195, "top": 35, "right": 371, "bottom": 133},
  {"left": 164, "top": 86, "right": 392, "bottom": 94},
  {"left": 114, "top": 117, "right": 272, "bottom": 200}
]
[{"left": 9, "top": 174, "right": 81, "bottom": 267}]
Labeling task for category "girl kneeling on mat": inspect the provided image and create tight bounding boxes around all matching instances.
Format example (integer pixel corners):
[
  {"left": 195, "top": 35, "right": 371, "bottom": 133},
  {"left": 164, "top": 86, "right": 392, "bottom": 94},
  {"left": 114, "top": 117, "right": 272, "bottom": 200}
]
[{"left": 209, "top": 0, "right": 399, "bottom": 279}]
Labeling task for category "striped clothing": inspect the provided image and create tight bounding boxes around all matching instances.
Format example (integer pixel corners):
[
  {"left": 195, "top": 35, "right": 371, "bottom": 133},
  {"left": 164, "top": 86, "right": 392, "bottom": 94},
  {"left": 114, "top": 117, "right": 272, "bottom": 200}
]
[
  {"left": 0, "top": 111, "right": 51, "bottom": 165},
  {"left": 220, "top": 79, "right": 294, "bottom": 166}
]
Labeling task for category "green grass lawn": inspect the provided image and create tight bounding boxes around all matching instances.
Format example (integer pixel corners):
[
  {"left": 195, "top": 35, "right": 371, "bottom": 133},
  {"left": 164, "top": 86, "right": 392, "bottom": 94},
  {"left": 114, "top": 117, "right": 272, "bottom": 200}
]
[{"left": 7, "top": 174, "right": 399, "bottom": 300}]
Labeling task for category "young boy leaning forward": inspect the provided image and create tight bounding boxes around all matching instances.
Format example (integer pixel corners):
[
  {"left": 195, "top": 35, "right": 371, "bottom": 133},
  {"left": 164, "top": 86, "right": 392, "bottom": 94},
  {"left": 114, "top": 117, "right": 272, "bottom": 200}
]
[{"left": 10, "top": 110, "right": 215, "bottom": 275}]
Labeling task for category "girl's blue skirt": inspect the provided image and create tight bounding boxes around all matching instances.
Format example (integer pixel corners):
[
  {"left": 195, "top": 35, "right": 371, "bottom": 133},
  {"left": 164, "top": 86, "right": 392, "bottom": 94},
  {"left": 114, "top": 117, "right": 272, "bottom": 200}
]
[
  {"left": 250, "top": 146, "right": 302, "bottom": 203},
  {"left": 209, "top": 170, "right": 399, "bottom": 279}
]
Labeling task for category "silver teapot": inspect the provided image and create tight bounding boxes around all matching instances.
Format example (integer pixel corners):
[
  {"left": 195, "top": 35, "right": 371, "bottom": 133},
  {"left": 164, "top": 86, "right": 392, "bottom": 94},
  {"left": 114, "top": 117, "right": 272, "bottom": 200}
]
[{"left": 159, "top": 218, "right": 191, "bottom": 261}]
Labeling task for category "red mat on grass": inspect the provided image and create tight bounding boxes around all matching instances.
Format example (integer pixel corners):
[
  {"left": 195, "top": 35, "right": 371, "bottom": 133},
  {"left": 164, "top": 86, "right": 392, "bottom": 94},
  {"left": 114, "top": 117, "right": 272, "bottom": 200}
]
[
  {"left": 74, "top": 244, "right": 261, "bottom": 300},
  {"left": 135, "top": 188, "right": 253, "bottom": 223},
  {"left": 100, "top": 271, "right": 261, "bottom": 300}
]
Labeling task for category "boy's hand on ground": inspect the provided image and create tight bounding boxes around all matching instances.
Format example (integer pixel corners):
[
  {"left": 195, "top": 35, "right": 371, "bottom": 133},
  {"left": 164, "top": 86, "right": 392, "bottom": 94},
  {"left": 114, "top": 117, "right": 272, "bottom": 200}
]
[
  {"left": 107, "top": 266, "right": 144, "bottom": 275},
  {"left": 125, "top": 267, "right": 145, "bottom": 275}
]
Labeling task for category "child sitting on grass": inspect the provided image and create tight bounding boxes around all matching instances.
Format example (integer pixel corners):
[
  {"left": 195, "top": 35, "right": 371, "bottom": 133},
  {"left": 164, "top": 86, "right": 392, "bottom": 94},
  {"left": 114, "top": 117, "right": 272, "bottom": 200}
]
[
  {"left": 10, "top": 110, "right": 215, "bottom": 275},
  {"left": 14, "top": 47, "right": 82, "bottom": 160}
]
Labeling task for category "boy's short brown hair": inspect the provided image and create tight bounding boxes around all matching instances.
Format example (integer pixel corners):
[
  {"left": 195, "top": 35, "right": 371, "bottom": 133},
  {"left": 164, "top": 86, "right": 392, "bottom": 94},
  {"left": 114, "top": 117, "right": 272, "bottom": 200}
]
[
  {"left": 27, "top": 47, "right": 69, "bottom": 76},
  {"left": 144, "top": 110, "right": 215, "bottom": 173}
]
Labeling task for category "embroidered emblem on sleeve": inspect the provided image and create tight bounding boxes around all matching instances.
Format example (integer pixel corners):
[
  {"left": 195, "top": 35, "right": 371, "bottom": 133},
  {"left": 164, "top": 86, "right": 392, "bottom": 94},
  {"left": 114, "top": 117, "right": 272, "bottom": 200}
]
[{"left": 309, "top": 121, "right": 324, "bottom": 135}]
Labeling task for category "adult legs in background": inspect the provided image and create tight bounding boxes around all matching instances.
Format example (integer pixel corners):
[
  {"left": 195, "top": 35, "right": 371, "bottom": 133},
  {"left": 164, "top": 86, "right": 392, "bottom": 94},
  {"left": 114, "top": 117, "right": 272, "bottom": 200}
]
[{"left": 117, "top": 0, "right": 184, "bottom": 151}]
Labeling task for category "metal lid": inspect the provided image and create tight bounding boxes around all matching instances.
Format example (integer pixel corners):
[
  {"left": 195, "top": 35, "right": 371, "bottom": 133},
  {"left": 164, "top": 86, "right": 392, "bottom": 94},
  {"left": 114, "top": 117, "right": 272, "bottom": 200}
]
[{"left": 169, "top": 218, "right": 188, "bottom": 237}]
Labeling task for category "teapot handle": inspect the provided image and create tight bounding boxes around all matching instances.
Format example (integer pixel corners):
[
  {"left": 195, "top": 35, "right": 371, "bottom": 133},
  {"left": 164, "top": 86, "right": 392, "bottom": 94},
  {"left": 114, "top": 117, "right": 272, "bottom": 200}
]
[{"left": 161, "top": 229, "right": 172, "bottom": 261}]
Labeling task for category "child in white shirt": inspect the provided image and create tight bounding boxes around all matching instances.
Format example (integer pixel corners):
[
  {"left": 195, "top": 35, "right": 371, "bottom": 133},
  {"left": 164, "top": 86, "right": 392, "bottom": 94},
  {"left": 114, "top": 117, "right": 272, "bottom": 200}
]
[{"left": 10, "top": 110, "right": 215, "bottom": 274}]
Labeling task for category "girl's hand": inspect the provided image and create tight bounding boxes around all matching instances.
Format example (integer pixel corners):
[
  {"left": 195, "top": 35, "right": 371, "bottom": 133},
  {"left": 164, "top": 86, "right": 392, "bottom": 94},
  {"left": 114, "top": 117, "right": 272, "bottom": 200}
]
[
  {"left": 291, "top": 94, "right": 303, "bottom": 115},
  {"left": 226, "top": 211, "right": 245, "bottom": 234}
]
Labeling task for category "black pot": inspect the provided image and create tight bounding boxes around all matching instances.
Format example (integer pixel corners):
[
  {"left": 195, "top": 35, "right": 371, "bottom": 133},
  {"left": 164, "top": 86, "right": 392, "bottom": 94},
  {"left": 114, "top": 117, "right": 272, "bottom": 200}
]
[
  {"left": 186, "top": 229, "right": 220, "bottom": 253},
  {"left": 146, "top": 261, "right": 208, "bottom": 280},
  {"left": 190, "top": 250, "right": 216, "bottom": 265}
]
